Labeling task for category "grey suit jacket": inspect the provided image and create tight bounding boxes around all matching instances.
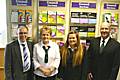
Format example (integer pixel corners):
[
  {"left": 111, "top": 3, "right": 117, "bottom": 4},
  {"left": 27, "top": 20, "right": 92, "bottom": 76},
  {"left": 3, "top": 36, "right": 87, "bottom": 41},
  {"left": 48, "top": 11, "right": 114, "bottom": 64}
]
[
  {"left": 87, "top": 37, "right": 120, "bottom": 80},
  {"left": 5, "top": 40, "right": 34, "bottom": 80}
]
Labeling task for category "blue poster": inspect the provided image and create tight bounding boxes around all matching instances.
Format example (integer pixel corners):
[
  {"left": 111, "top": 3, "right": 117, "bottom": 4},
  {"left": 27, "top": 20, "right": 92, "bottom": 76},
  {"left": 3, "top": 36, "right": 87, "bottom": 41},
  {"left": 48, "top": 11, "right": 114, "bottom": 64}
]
[{"left": 11, "top": 0, "right": 32, "bottom": 6}]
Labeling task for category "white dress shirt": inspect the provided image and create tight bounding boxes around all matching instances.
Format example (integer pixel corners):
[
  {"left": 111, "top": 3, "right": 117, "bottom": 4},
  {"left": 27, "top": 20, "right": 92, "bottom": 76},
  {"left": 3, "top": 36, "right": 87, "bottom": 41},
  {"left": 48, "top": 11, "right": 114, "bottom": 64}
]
[
  {"left": 33, "top": 40, "right": 60, "bottom": 77},
  {"left": 18, "top": 40, "right": 31, "bottom": 72},
  {"left": 117, "top": 67, "right": 120, "bottom": 80},
  {"left": 100, "top": 37, "right": 110, "bottom": 47}
]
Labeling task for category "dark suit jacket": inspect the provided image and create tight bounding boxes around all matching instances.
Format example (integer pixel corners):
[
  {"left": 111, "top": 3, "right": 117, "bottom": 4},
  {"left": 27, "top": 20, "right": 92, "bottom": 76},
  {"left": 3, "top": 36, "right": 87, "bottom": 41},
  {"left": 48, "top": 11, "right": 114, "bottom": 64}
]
[
  {"left": 5, "top": 40, "right": 34, "bottom": 80},
  {"left": 87, "top": 37, "right": 120, "bottom": 80}
]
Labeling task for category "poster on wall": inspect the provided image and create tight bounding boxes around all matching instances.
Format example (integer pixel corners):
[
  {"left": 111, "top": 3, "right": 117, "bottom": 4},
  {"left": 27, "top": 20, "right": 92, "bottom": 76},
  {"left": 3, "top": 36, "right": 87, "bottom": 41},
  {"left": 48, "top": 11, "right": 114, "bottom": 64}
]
[
  {"left": 0, "top": 0, "right": 7, "bottom": 48},
  {"left": 110, "top": 26, "right": 118, "bottom": 40},
  {"left": 103, "top": 13, "right": 119, "bottom": 40},
  {"left": 39, "top": 1, "right": 65, "bottom": 7},
  {"left": 0, "top": 29, "right": 7, "bottom": 48},
  {"left": 72, "top": 2, "right": 96, "bottom": 9},
  {"left": 104, "top": 3, "right": 119, "bottom": 10},
  {"left": 103, "top": 13, "right": 119, "bottom": 25},
  {"left": 11, "top": 0, "right": 32, "bottom": 6}
]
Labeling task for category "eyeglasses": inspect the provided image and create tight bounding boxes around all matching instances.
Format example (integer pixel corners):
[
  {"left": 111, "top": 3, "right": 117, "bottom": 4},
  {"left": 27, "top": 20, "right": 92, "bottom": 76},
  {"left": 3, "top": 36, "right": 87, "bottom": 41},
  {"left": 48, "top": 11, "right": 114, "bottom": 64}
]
[{"left": 19, "top": 32, "right": 28, "bottom": 34}]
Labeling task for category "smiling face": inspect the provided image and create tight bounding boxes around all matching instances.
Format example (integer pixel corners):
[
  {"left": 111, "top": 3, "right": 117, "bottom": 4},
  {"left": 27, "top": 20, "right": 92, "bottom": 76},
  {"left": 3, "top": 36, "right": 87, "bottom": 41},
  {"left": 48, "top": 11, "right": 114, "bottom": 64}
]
[
  {"left": 18, "top": 26, "right": 28, "bottom": 42},
  {"left": 100, "top": 22, "right": 111, "bottom": 39},
  {"left": 40, "top": 27, "right": 52, "bottom": 45},
  {"left": 41, "top": 30, "right": 51, "bottom": 44},
  {"left": 68, "top": 33, "right": 77, "bottom": 48}
]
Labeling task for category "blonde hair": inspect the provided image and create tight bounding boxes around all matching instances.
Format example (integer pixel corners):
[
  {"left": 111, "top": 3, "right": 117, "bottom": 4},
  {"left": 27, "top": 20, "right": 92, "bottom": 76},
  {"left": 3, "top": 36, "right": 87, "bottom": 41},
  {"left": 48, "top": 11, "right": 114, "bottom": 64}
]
[
  {"left": 39, "top": 26, "right": 52, "bottom": 39},
  {"left": 60, "top": 31, "right": 84, "bottom": 67}
]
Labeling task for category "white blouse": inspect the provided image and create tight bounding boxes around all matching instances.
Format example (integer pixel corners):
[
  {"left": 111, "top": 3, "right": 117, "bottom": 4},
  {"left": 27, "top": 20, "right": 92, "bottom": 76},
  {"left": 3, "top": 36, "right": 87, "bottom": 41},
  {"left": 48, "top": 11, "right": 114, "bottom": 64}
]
[{"left": 33, "top": 40, "right": 60, "bottom": 77}]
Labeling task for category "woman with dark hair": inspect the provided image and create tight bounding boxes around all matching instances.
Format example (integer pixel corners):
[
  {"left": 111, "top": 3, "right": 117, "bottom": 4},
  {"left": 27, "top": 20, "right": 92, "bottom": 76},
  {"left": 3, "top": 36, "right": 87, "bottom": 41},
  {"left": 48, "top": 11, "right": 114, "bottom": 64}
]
[{"left": 58, "top": 31, "right": 87, "bottom": 80}]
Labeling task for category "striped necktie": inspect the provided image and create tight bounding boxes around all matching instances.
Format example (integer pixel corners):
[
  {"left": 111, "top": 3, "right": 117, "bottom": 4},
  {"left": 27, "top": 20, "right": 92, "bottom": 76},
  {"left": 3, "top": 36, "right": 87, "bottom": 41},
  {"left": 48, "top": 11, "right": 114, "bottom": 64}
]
[{"left": 21, "top": 44, "right": 30, "bottom": 72}]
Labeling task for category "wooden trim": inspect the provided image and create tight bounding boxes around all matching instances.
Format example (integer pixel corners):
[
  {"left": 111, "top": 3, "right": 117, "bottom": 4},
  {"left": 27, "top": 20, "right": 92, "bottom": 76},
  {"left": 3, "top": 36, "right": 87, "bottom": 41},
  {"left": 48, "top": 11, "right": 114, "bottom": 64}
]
[
  {"left": 0, "top": 48, "right": 4, "bottom": 49},
  {"left": 0, "top": 67, "right": 4, "bottom": 70}
]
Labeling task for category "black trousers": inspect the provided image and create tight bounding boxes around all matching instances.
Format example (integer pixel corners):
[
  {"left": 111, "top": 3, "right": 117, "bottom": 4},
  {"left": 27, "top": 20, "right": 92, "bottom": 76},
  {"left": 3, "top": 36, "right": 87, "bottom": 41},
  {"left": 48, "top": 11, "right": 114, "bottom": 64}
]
[
  {"left": 35, "top": 74, "right": 56, "bottom": 80},
  {"left": 23, "top": 70, "right": 34, "bottom": 80}
]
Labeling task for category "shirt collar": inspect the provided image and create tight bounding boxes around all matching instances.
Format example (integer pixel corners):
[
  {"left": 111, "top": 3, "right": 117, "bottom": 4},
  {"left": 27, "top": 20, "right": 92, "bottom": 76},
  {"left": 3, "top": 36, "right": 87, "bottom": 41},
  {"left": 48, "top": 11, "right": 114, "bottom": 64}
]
[
  {"left": 100, "top": 37, "right": 110, "bottom": 44},
  {"left": 40, "top": 40, "right": 52, "bottom": 47},
  {"left": 68, "top": 45, "right": 74, "bottom": 51},
  {"left": 18, "top": 39, "right": 27, "bottom": 45}
]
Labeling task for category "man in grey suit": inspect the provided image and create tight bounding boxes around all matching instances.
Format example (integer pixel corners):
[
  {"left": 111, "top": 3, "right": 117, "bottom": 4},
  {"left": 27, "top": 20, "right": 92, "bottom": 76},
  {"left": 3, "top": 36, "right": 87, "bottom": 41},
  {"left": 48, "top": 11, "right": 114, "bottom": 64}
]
[
  {"left": 5, "top": 25, "right": 34, "bottom": 80},
  {"left": 87, "top": 22, "right": 120, "bottom": 80}
]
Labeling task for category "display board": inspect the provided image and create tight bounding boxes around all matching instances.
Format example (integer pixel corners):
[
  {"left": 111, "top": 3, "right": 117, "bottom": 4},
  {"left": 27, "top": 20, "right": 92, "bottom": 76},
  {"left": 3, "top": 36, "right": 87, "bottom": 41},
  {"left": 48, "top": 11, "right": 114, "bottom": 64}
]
[
  {"left": 70, "top": 1, "right": 97, "bottom": 42},
  {"left": 70, "top": 12, "right": 96, "bottom": 39},
  {"left": 9, "top": 0, "right": 33, "bottom": 41},
  {"left": 38, "top": 0, "right": 66, "bottom": 46},
  {"left": 11, "top": 9, "right": 32, "bottom": 38}
]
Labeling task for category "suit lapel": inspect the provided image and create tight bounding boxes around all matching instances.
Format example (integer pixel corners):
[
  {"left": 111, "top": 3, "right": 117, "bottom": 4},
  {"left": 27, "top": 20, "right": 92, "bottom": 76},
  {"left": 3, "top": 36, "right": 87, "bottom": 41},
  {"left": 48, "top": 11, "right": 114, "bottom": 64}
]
[
  {"left": 14, "top": 40, "right": 23, "bottom": 69},
  {"left": 102, "top": 38, "right": 112, "bottom": 53},
  {"left": 96, "top": 37, "right": 101, "bottom": 54}
]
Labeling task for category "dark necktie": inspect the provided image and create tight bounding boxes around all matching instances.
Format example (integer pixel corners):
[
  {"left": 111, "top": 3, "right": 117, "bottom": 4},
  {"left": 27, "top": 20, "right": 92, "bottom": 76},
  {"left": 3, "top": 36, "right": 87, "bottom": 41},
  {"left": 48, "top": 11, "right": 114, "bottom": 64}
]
[
  {"left": 21, "top": 44, "right": 30, "bottom": 72},
  {"left": 68, "top": 48, "right": 73, "bottom": 66},
  {"left": 42, "top": 46, "right": 50, "bottom": 63},
  {"left": 100, "top": 40, "right": 105, "bottom": 54}
]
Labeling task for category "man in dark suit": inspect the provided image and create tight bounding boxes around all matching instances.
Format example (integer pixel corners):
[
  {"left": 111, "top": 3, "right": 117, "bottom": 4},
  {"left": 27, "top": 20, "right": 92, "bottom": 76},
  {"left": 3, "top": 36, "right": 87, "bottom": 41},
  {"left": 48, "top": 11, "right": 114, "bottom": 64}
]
[
  {"left": 87, "top": 22, "right": 120, "bottom": 80},
  {"left": 5, "top": 25, "right": 34, "bottom": 80}
]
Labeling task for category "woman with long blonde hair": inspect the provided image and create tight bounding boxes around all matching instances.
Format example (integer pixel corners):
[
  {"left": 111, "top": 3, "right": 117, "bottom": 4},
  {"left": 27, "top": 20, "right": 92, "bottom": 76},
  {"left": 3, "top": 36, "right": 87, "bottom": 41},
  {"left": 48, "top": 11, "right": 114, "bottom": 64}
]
[{"left": 58, "top": 31, "right": 87, "bottom": 80}]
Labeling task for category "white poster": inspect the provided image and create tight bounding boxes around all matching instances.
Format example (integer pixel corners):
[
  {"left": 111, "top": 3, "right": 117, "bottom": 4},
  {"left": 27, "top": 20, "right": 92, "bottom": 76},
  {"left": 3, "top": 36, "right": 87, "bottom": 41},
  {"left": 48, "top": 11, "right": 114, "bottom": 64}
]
[{"left": 0, "top": 0, "right": 7, "bottom": 48}]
